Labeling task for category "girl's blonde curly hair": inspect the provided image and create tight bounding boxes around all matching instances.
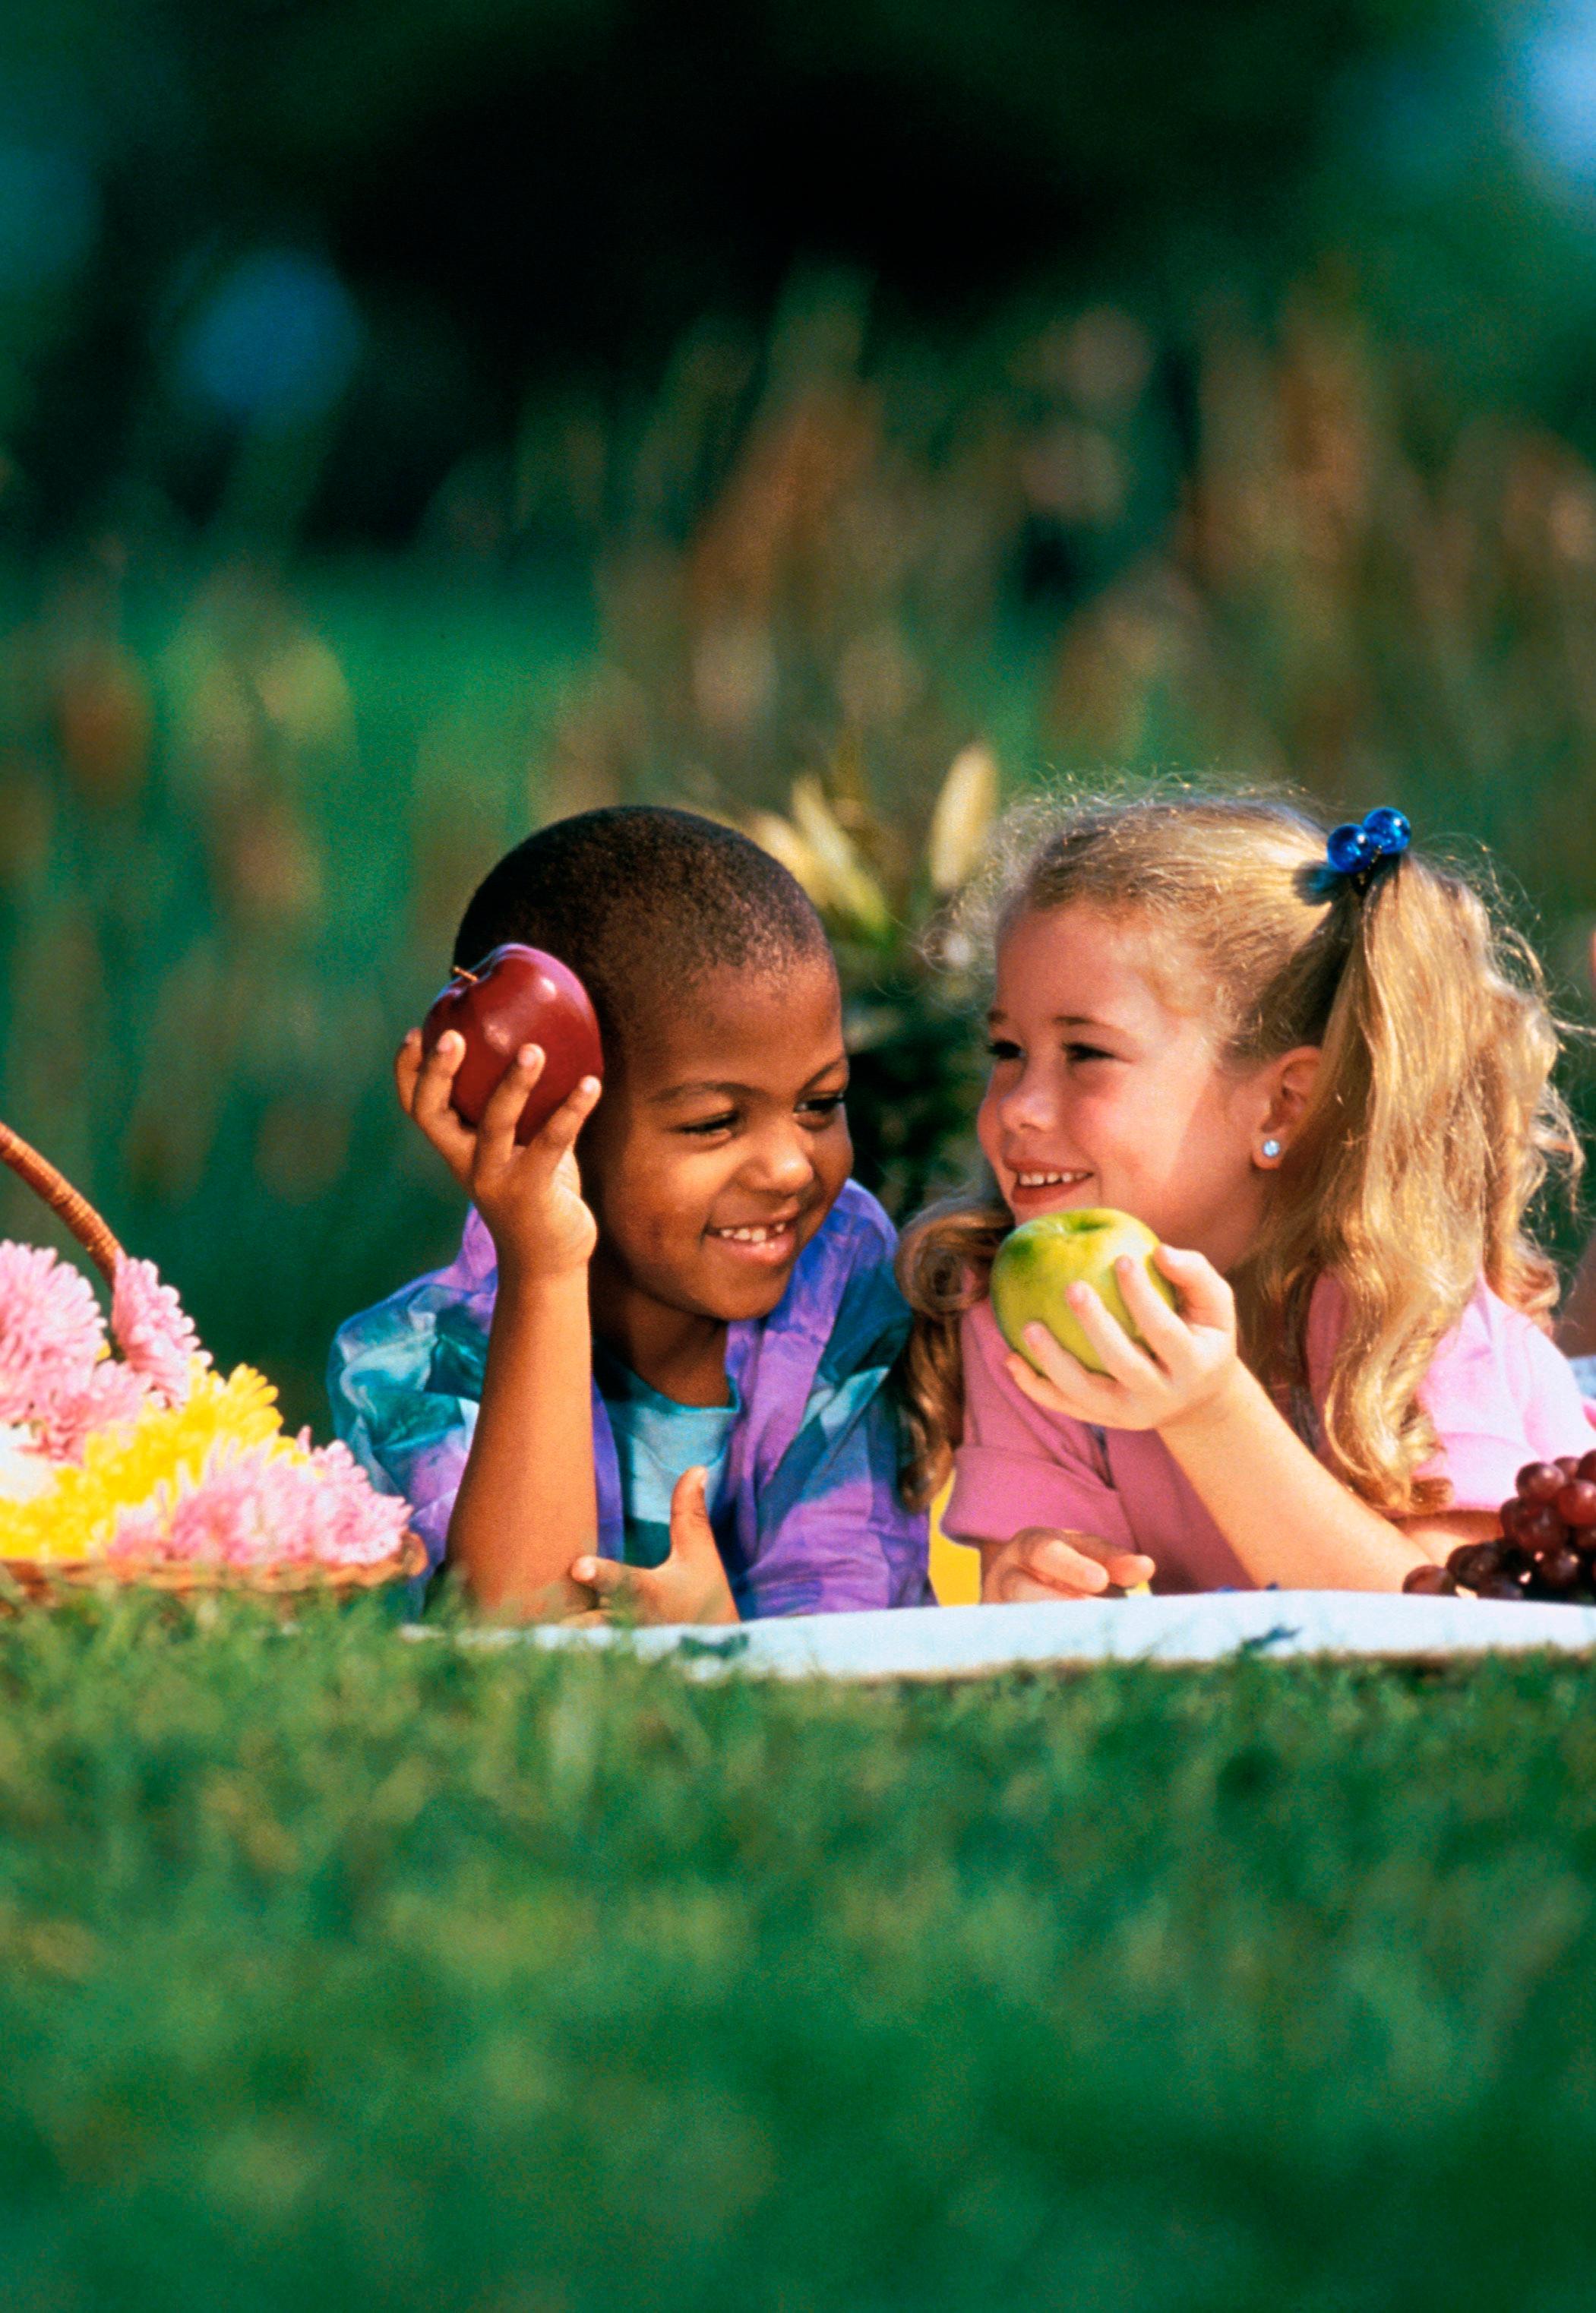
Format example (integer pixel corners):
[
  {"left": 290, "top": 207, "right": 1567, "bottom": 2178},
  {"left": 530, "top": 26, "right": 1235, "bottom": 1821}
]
[{"left": 897, "top": 788, "right": 1582, "bottom": 1516}]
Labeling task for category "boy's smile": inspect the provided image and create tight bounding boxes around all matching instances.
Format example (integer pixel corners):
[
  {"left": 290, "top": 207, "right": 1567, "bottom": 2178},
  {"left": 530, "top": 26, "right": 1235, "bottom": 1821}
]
[
  {"left": 703, "top": 1213, "right": 804, "bottom": 1264},
  {"left": 580, "top": 957, "right": 852, "bottom": 1401}
]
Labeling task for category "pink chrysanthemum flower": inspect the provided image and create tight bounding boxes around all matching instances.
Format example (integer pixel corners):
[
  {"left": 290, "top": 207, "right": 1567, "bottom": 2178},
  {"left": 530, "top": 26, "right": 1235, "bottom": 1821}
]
[
  {"left": 0, "top": 1242, "right": 108, "bottom": 1430},
  {"left": 34, "top": 1359, "right": 152, "bottom": 1462},
  {"left": 111, "top": 1255, "right": 210, "bottom": 1408},
  {"left": 107, "top": 1436, "right": 410, "bottom": 1569}
]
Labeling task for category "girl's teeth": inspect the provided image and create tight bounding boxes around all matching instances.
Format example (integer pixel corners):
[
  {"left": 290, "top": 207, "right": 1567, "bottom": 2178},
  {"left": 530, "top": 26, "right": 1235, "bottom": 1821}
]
[
  {"left": 714, "top": 1223, "right": 789, "bottom": 1242},
  {"left": 1016, "top": 1171, "right": 1085, "bottom": 1187}
]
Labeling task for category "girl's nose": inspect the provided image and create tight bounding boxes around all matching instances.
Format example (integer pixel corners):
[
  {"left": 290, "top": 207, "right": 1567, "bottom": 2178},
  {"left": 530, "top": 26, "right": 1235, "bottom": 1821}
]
[{"left": 996, "top": 1064, "right": 1057, "bottom": 1134}]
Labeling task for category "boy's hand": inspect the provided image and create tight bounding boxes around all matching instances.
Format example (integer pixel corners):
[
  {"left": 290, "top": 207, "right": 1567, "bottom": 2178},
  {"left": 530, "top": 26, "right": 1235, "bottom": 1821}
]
[
  {"left": 564, "top": 1468, "right": 740, "bottom": 1627},
  {"left": 1005, "top": 1244, "right": 1242, "bottom": 1436},
  {"left": 981, "top": 1527, "right": 1155, "bottom": 1603},
  {"left": 396, "top": 1028, "right": 602, "bottom": 1284}
]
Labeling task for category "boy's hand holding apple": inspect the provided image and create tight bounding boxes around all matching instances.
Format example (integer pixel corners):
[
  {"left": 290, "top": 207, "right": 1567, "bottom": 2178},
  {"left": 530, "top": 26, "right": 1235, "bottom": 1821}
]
[
  {"left": 397, "top": 1027, "right": 602, "bottom": 1284},
  {"left": 397, "top": 942, "right": 605, "bottom": 1286}
]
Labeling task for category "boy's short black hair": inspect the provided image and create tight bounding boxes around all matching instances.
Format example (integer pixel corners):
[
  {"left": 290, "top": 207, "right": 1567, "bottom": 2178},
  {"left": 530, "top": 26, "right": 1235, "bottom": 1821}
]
[{"left": 454, "top": 805, "right": 833, "bottom": 1060}]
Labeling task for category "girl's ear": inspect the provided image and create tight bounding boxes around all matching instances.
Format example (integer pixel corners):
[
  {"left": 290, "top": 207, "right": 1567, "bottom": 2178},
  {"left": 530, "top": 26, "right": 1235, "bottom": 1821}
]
[{"left": 1254, "top": 1045, "right": 1320, "bottom": 1168}]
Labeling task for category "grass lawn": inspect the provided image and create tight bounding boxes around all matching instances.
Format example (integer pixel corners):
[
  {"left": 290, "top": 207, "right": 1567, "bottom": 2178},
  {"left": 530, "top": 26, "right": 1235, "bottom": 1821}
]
[{"left": 4, "top": 1598, "right": 1596, "bottom": 2310}]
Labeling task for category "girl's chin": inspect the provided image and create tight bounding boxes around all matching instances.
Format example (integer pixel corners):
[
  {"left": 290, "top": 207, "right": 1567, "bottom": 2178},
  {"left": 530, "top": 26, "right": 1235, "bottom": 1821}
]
[{"left": 1006, "top": 1181, "right": 1099, "bottom": 1220}]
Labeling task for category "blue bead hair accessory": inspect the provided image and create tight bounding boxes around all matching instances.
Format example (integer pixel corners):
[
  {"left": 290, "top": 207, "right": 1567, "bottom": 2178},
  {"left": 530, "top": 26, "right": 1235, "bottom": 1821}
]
[{"left": 1315, "top": 807, "right": 1411, "bottom": 894}]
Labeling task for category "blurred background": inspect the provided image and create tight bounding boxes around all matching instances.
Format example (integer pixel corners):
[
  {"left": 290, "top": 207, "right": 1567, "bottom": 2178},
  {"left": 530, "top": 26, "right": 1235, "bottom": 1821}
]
[{"left": 8, "top": 0, "right": 1596, "bottom": 1424}]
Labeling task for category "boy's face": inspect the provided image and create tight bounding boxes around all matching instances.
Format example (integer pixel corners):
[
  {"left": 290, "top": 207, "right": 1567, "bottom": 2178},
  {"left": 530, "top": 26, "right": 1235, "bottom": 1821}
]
[{"left": 581, "top": 956, "right": 852, "bottom": 1327}]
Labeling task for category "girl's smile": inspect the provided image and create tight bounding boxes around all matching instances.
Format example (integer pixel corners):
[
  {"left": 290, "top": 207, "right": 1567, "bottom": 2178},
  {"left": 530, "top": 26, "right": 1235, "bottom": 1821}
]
[{"left": 1010, "top": 1166, "right": 1091, "bottom": 1199}]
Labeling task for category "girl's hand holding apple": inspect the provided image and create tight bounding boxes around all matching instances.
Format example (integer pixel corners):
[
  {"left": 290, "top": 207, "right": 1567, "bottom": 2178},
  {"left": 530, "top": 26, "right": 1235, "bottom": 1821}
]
[
  {"left": 1005, "top": 1242, "right": 1244, "bottom": 1438},
  {"left": 397, "top": 1028, "right": 602, "bottom": 1284},
  {"left": 981, "top": 1525, "right": 1156, "bottom": 1604}
]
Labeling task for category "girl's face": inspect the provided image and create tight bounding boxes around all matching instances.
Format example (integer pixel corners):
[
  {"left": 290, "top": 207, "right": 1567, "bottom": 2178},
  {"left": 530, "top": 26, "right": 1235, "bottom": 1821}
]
[
  {"left": 978, "top": 903, "right": 1285, "bottom": 1272},
  {"left": 581, "top": 956, "right": 853, "bottom": 1330}
]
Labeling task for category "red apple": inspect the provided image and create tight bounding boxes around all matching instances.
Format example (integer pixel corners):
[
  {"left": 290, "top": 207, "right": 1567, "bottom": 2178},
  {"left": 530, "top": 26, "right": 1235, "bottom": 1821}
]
[{"left": 421, "top": 944, "right": 603, "bottom": 1143}]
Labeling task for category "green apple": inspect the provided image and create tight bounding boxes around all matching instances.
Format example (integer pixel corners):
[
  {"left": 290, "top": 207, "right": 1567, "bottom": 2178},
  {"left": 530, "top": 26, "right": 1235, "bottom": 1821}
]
[{"left": 991, "top": 1208, "right": 1177, "bottom": 1375}]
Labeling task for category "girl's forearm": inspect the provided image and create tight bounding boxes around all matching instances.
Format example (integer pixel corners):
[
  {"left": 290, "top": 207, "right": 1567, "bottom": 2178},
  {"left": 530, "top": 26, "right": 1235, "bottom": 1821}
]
[
  {"left": 447, "top": 1269, "right": 598, "bottom": 1613},
  {"left": 1159, "top": 1367, "right": 1430, "bottom": 1591}
]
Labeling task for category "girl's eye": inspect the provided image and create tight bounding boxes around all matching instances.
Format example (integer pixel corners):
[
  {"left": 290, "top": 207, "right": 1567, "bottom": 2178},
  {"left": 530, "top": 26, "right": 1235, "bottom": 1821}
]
[
  {"left": 1064, "top": 1043, "right": 1114, "bottom": 1065},
  {"left": 678, "top": 1112, "right": 739, "bottom": 1138},
  {"left": 985, "top": 1038, "right": 1022, "bottom": 1063}
]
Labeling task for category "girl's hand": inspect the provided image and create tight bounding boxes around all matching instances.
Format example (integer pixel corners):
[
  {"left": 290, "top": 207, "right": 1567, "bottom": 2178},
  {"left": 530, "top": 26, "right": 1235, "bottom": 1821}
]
[
  {"left": 981, "top": 1527, "right": 1155, "bottom": 1603},
  {"left": 396, "top": 1028, "right": 602, "bottom": 1284},
  {"left": 564, "top": 1468, "right": 739, "bottom": 1627},
  {"left": 1005, "top": 1244, "right": 1242, "bottom": 1436}
]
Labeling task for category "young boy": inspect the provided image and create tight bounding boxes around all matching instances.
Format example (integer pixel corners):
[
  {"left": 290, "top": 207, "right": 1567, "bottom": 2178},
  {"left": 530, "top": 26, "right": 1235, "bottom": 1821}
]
[{"left": 329, "top": 805, "right": 931, "bottom": 1620}]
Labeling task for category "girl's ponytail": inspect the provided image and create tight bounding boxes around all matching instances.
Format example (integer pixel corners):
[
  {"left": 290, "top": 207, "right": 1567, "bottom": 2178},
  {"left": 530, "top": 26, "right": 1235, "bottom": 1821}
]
[{"left": 1249, "top": 852, "right": 1579, "bottom": 1512}]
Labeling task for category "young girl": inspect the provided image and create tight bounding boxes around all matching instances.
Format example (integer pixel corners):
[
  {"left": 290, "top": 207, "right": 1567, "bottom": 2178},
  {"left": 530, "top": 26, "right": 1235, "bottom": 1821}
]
[
  {"left": 330, "top": 805, "right": 929, "bottom": 1623},
  {"left": 899, "top": 792, "right": 1593, "bottom": 1601}
]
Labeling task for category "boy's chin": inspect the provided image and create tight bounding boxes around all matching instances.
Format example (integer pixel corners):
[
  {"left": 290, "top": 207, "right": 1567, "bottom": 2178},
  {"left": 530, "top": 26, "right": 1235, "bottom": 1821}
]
[
  {"left": 700, "top": 1263, "right": 798, "bottom": 1321},
  {"left": 693, "top": 1238, "right": 805, "bottom": 1319}
]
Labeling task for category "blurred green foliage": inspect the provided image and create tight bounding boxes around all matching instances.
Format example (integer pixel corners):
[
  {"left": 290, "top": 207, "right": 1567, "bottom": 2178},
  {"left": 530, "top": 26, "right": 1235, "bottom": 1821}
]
[
  {"left": 0, "top": 560, "right": 595, "bottom": 1424},
  {"left": 0, "top": 0, "right": 1572, "bottom": 539},
  {"left": 10, "top": 277, "right": 1596, "bottom": 1428},
  {"left": 7, "top": 1601, "right": 1596, "bottom": 2305},
  {"left": 5, "top": 2, "right": 1596, "bottom": 1427}
]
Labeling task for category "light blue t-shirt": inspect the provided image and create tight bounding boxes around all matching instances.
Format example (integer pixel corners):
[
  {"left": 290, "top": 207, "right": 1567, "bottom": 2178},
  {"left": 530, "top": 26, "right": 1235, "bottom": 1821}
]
[{"left": 592, "top": 1344, "right": 739, "bottom": 1568}]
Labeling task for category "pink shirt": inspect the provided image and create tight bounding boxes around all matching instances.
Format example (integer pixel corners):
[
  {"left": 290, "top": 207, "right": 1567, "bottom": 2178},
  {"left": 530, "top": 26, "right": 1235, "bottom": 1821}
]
[{"left": 943, "top": 1278, "right": 1596, "bottom": 1593}]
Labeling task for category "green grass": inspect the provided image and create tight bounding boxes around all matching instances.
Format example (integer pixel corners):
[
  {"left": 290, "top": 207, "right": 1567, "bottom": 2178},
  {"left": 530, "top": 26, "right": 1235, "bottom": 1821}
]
[{"left": 5, "top": 1599, "right": 1596, "bottom": 2308}]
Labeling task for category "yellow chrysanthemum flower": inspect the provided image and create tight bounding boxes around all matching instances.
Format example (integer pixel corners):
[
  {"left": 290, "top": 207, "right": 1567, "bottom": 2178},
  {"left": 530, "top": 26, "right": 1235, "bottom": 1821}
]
[{"left": 0, "top": 1365, "right": 306, "bottom": 1563}]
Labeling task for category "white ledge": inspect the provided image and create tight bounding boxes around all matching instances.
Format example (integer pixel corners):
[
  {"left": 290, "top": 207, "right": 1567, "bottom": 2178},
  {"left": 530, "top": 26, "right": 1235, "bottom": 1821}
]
[{"left": 403, "top": 1590, "right": 1596, "bottom": 1682}]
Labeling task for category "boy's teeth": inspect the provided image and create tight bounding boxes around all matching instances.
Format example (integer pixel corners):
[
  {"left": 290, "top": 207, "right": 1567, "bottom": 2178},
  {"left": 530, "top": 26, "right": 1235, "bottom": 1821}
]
[
  {"left": 713, "top": 1222, "right": 789, "bottom": 1242},
  {"left": 1016, "top": 1170, "right": 1086, "bottom": 1187}
]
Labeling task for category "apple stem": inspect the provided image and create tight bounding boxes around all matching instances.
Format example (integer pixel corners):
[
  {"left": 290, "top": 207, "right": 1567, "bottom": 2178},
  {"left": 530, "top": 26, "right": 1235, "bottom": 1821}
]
[{"left": 450, "top": 966, "right": 480, "bottom": 985}]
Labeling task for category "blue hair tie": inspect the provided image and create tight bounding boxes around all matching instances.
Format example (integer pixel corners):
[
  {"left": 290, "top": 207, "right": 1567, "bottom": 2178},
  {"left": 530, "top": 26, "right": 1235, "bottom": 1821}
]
[{"left": 1315, "top": 807, "right": 1411, "bottom": 893}]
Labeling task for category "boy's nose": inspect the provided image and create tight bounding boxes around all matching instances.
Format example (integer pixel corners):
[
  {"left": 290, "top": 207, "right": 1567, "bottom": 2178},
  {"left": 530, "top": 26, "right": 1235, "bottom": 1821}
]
[{"left": 746, "top": 1127, "right": 816, "bottom": 1194}]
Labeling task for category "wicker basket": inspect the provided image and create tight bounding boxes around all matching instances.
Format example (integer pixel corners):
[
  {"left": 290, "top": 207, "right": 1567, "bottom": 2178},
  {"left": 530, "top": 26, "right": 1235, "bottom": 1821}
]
[
  {"left": 0, "top": 1540, "right": 428, "bottom": 1605},
  {"left": 0, "top": 1117, "right": 427, "bottom": 1600}
]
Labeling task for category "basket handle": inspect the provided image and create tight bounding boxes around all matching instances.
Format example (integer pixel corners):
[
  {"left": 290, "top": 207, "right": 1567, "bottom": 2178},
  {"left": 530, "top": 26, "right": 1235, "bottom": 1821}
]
[{"left": 0, "top": 1119, "right": 122, "bottom": 1283}]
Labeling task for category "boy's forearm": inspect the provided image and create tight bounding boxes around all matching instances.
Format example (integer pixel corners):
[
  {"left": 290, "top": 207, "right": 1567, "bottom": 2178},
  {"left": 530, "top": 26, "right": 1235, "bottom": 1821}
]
[
  {"left": 1159, "top": 1367, "right": 1430, "bottom": 1591},
  {"left": 447, "top": 1269, "right": 599, "bottom": 1613}
]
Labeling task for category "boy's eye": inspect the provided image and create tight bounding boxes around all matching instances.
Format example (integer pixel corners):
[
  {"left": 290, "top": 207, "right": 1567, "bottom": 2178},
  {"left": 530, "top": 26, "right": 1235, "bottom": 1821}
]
[
  {"left": 799, "top": 1092, "right": 846, "bottom": 1123},
  {"left": 678, "top": 1112, "right": 739, "bottom": 1137},
  {"left": 1064, "top": 1042, "right": 1114, "bottom": 1065},
  {"left": 986, "top": 1038, "right": 1022, "bottom": 1063}
]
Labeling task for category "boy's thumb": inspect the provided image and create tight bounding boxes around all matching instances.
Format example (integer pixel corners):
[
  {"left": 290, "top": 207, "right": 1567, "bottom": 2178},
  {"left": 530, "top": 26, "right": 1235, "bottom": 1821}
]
[{"left": 668, "top": 1466, "right": 717, "bottom": 1563}]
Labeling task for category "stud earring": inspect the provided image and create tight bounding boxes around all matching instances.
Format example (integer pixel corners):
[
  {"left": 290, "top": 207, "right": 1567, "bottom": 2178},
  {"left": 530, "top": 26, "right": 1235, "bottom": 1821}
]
[{"left": 1261, "top": 1138, "right": 1282, "bottom": 1161}]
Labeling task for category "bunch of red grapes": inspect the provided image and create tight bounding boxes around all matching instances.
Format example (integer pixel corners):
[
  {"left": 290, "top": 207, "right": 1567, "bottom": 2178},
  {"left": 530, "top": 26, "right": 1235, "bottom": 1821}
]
[{"left": 1402, "top": 1454, "right": 1596, "bottom": 1600}]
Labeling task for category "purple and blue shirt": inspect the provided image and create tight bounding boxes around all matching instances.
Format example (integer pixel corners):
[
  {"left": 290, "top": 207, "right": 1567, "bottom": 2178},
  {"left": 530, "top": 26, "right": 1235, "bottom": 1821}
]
[{"left": 327, "top": 1179, "right": 931, "bottom": 1616}]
